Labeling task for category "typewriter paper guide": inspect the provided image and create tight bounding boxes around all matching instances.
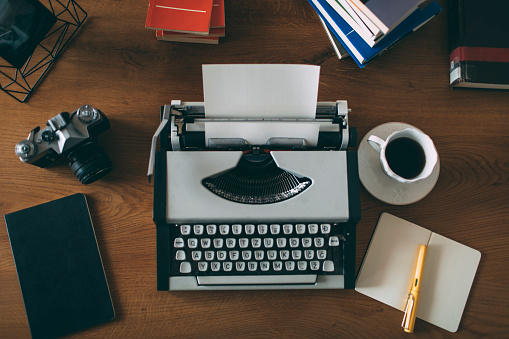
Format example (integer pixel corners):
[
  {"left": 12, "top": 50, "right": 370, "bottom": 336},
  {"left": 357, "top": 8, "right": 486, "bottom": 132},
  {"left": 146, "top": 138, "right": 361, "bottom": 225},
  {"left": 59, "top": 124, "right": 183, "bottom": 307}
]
[
  {"left": 202, "top": 64, "right": 322, "bottom": 146},
  {"left": 166, "top": 151, "right": 350, "bottom": 223},
  {"left": 202, "top": 64, "right": 320, "bottom": 118}
]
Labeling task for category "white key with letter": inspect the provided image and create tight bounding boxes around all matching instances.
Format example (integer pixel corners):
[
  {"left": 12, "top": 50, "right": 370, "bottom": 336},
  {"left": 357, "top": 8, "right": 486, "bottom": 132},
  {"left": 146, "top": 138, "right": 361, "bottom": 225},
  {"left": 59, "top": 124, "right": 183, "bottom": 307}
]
[
  {"left": 205, "top": 251, "right": 214, "bottom": 261},
  {"left": 320, "top": 224, "right": 331, "bottom": 234},
  {"left": 280, "top": 250, "right": 290, "bottom": 260},
  {"left": 236, "top": 262, "right": 246, "bottom": 271},
  {"left": 314, "top": 237, "right": 324, "bottom": 248},
  {"left": 226, "top": 238, "right": 236, "bottom": 248},
  {"left": 217, "top": 251, "right": 227, "bottom": 261},
  {"left": 198, "top": 262, "right": 208, "bottom": 272},
  {"left": 239, "top": 238, "right": 249, "bottom": 248},
  {"left": 268, "top": 250, "right": 277, "bottom": 260},
  {"left": 188, "top": 238, "right": 198, "bottom": 249},
  {"left": 192, "top": 251, "right": 202, "bottom": 261},
  {"left": 230, "top": 251, "right": 239, "bottom": 261},
  {"left": 242, "top": 251, "right": 252, "bottom": 260},
  {"left": 214, "top": 238, "right": 224, "bottom": 248},
  {"left": 223, "top": 262, "right": 233, "bottom": 272},
  {"left": 248, "top": 262, "right": 258, "bottom": 271},
  {"left": 251, "top": 238, "right": 262, "bottom": 248},
  {"left": 201, "top": 238, "right": 211, "bottom": 248}
]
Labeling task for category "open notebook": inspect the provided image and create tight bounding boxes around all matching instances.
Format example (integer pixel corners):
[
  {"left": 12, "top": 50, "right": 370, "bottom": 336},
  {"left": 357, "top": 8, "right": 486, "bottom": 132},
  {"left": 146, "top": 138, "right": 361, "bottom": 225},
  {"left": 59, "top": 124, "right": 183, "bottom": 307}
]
[{"left": 355, "top": 213, "right": 481, "bottom": 332}]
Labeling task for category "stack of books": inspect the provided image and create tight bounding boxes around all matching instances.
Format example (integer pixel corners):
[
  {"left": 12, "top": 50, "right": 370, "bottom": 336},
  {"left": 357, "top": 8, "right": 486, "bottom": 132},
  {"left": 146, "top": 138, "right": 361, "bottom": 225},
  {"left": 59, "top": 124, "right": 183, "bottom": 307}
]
[
  {"left": 145, "top": 0, "right": 225, "bottom": 44},
  {"left": 308, "top": 0, "right": 442, "bottom": 67}
]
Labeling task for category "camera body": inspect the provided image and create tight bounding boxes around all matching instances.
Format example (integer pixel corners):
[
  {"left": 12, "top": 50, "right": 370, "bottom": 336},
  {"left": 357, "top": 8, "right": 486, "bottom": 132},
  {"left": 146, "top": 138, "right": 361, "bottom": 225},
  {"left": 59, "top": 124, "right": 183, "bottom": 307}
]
[{"left": 15, "top": 105, "right": 112, "bottom": 184}]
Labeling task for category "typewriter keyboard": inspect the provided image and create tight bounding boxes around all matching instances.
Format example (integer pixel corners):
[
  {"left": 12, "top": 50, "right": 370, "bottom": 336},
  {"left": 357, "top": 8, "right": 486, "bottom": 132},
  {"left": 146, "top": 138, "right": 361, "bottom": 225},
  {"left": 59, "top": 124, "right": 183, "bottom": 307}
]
[{"left": 170, "top": 223, "right": 344, "bottom": 279}]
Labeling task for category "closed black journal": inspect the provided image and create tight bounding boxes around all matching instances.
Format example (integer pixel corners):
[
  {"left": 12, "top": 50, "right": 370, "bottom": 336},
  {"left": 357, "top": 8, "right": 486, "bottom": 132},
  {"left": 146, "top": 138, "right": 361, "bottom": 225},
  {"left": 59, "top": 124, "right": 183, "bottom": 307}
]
[{"left": 4, "top": 194, "right": 115, "bottom": 339}]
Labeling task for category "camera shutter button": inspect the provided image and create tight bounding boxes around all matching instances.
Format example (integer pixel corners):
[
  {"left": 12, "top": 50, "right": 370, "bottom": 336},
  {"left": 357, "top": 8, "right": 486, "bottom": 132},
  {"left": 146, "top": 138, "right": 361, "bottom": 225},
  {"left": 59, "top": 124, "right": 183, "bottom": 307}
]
[
  {"left": 15, "top": 140, "right": 37, "bottom": 160},
  {"left": 77, "top": 105, "right": 99, "bottom": 123}
]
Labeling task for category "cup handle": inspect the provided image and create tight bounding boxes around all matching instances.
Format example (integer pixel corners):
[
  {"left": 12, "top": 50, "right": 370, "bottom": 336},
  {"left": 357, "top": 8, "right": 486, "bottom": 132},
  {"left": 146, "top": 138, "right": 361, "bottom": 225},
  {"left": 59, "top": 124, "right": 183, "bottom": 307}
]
[{"left": 367, "top": 135, "right": 386, "bottom": 153}]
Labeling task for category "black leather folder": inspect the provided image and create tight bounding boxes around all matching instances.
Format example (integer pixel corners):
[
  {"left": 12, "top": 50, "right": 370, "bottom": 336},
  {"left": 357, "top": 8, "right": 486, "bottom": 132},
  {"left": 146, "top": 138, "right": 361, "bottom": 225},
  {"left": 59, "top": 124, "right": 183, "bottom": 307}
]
[{"left": 4, "top": 193, "right": 114, "bottom": 339}]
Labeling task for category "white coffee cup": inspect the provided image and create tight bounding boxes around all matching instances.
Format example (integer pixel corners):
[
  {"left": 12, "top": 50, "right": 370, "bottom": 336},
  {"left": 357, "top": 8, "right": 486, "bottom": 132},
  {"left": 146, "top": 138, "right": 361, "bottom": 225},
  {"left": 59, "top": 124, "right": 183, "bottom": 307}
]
[{"left": 367, "top": 128, "right": 438, "bottom": 184}]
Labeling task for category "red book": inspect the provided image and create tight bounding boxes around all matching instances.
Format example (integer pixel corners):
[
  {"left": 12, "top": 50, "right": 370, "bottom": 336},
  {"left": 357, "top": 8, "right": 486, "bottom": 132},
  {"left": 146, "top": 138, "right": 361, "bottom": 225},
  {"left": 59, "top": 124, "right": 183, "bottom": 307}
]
[
  {"left": 154, "top": 0, "right": 225, "bottom": 38},
  {"left": 157, "top": 36, "right": 220, "bottom": 44},
  {"left": 210, "top": 0, "right": 225, "bottom": 28},
  {"left": 145, "top": 0, "right": 214, "bottom": 35},
  {"left": 156, "top": 27, "right": 225, "bottom": 38}
]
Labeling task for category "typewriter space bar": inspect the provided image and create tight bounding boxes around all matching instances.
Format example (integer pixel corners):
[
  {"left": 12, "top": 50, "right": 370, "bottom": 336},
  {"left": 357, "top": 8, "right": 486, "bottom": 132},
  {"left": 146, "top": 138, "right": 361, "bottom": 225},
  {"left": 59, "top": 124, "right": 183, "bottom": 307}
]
[{"left": 197, "top": 275, "right": 317, "bottom": 285}]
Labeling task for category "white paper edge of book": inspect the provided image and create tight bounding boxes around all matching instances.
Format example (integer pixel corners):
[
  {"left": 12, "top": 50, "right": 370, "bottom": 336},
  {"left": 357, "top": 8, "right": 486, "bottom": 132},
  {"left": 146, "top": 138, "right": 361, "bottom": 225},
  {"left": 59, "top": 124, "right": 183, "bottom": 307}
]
[
  {"left": 355, "top": 213, "right": 481, "bottom": 332},
  {"left": 309, "top": 0, "right": 365, "bottom": 64},
  {"left": 340, "top": 0, "right": 381, "bottom": 38},
  {"left": 347, "top": 0, "right": 389, "bottom": 33},
  {"left": 324, "top": 0, "right": 377, "bottom": 47},
  {"left": 318, "top": 16, "right": 349, "bottom": 59}
]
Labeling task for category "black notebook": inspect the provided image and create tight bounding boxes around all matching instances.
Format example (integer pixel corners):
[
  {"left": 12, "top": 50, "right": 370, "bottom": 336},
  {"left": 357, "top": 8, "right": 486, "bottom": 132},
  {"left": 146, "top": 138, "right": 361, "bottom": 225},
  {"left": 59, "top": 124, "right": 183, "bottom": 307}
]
[{"left": 4, "top": 194, "right": 115, "bottom": 339}]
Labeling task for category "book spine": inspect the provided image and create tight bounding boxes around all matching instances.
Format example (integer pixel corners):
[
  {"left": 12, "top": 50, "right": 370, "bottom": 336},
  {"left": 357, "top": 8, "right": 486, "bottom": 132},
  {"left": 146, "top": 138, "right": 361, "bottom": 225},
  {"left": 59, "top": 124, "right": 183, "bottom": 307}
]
[
  {"left": 145, "top": 0, "right": 155, "bottom": 27},
  {"left": 448, "top": 0, "right": 465, "bottom": 86}
]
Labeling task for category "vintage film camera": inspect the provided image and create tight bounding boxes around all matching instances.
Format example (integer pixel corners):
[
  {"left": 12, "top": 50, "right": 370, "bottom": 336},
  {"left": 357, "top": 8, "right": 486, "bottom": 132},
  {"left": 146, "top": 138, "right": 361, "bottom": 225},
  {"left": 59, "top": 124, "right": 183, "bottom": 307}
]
[{"left": 15, "top": 105, "right": 112, "bottom": 184}]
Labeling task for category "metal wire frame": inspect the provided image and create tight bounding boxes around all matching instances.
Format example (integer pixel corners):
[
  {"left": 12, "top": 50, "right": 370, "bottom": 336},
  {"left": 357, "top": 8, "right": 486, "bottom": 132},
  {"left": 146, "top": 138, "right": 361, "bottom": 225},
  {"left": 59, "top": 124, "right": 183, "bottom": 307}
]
[{"left": 0, "top": 0, "right": 87, "bottom": 103}]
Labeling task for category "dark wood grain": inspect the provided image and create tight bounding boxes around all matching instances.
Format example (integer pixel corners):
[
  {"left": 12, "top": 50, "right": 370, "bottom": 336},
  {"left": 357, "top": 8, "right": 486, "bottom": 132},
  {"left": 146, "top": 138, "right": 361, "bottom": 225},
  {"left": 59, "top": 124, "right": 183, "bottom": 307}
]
[{"left": 1, "top": 0, "right": 508, "bottom": 337}]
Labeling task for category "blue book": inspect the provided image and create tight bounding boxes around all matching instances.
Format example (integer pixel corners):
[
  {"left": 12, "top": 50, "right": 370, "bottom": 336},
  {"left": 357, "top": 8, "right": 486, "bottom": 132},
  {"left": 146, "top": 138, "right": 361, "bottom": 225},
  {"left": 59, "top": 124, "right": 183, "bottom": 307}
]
[{"left": 308, "top": 0, "right": 442, "bottom": 68}]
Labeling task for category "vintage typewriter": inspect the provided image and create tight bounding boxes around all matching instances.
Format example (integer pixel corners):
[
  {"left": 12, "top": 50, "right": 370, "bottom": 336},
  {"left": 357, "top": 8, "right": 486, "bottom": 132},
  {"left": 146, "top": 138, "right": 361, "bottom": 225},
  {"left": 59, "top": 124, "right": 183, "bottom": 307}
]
[{"left": 148, "top": 99, "right": 360, "bottom": 291}]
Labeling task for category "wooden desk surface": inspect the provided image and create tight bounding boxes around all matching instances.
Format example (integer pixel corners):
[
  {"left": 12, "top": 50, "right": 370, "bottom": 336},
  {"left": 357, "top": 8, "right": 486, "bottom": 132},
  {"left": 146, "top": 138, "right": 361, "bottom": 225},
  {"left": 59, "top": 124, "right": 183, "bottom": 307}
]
[{"left": 1, "top": 0, "right": 508, "bottom": 337}]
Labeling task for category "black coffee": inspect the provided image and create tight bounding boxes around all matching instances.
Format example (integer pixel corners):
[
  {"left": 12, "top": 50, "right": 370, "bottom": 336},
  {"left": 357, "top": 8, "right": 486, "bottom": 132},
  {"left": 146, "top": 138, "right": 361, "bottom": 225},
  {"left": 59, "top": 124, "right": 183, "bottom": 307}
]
[{"left": 385, "top": 137, "right": 426, "bottom": 179}]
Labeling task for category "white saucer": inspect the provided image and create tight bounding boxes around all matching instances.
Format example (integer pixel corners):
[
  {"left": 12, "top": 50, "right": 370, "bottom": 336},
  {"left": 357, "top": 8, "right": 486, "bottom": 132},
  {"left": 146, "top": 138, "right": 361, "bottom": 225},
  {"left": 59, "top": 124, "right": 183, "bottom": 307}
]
[{"left": 358, "top": 122, "right": 440, "bottom": 205}]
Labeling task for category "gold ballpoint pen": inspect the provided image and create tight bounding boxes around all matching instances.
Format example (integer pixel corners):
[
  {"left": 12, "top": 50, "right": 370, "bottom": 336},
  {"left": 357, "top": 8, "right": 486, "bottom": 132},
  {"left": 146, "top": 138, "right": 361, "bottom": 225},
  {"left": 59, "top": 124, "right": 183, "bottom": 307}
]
[{"left": 402, "top": 244, "right": 428, "bottom": 333}]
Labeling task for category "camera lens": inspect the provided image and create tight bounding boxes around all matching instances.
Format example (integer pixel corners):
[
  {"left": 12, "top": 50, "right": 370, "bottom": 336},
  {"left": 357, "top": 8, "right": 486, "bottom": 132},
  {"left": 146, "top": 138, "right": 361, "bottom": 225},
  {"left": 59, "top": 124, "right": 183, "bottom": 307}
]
[{"left": 68, "top": 141, "right": 112, "bottom": 184}]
